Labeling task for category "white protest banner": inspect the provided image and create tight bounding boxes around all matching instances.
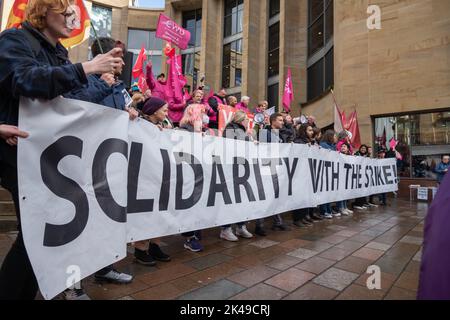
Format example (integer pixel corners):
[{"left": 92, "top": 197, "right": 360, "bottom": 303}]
[{"left": 18, "top": 98, "right": 398, "bottom": 299}]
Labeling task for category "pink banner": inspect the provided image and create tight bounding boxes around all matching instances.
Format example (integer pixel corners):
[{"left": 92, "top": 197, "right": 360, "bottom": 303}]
[
  {"left": 282, "top": 68, "right": 294, "bottom": 112},
  {"left": 156, "top": 14, "right": 191, "bottom": 50}
]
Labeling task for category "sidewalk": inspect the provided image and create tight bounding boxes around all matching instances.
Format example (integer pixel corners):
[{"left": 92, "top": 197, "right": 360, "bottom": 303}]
[{"left": 0, "top": 198, "right": 425, "bottom": 300}]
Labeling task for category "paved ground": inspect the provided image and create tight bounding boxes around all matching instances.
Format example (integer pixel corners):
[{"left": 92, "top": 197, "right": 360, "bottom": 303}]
[{"left": 0, "top": 198, "right": 426, "bottom": 300}]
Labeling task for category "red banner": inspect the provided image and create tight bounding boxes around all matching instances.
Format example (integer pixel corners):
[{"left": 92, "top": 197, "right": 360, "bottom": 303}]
[{"left": 156, "top": 14, "right": 191, "bottom": 50}]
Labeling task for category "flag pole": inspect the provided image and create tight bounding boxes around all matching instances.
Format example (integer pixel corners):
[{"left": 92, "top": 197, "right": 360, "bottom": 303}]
[{"left": 90, "top": 21, "right": 103, "bottom": 54}]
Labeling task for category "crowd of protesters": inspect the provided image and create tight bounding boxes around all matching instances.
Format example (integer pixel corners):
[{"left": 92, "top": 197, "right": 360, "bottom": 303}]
[{"left": 0, "top": 0, "right": 447, "bottom": 301}]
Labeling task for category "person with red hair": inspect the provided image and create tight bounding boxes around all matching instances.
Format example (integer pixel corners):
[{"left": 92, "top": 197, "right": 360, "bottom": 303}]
[{"left": 0, "top": 0, "right": 124, "bottom": 300}]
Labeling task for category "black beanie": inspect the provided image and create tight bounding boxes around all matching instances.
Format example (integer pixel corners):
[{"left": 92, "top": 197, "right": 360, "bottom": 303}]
[{"left": 142, "top": 97, "right": 166, "bottom": 116}]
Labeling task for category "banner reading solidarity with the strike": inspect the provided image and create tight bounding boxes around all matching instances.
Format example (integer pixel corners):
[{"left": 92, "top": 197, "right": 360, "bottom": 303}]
[
  {"left": 18, "top": 98, "right": 398, "bottom": 299},
  {"left": 156, "top": 13, "right": 191, "bottom": 50}
]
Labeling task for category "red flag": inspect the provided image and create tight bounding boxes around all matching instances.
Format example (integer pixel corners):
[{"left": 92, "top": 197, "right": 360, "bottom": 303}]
[
  {"left": 132, "top": 47, "right": 147, "bottom": 79},
  {"left": 282, "top": 68, "right": 294, "bottom": 112},
  {"left": 346, "top": 110, "right": 362, "bottom": 150},
  {"left": 156, "top": 14, "right": 191, "bottom": 50},
  {"left": 137, "top": 75, "right": 148, "bottom": 92},
  {"left": 6, "top": 0, "right": 27, "bottom": 29}
]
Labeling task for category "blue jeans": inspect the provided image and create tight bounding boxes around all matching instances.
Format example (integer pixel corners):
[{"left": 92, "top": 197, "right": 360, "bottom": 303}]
[
  {"left": 379, "top": 193, "right": 387, "bottom": 204},
  {"left": 337, "top": 200, "right": 347, "bottom": 210},
  {"left": 320, "top": 203, "right": 332, "bottom": 214}
]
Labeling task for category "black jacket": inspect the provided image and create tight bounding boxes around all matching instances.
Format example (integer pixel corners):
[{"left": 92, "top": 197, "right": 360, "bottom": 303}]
[
  {"left": 223, "top": 122, "right": 250, "bottom": 142},
  {"left": 0, "top": 22, "right": 94, "bottom": 166},
  {"left": 279, "top": 123, "right": 296, "bottom": 143}
]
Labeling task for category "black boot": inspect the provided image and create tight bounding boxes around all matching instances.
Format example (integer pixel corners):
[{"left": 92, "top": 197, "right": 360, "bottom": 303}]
[
  {"left": 148, "top": 243, "right": 171, "bottom": 262},
  {"left": 254, "top": 226, "right": 267, "bottom": 236},
  {"left": 134, "top": 248, "right": 156, "bottom": 266}
]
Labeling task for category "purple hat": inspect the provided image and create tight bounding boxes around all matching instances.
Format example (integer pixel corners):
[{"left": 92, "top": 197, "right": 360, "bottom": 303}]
[{"left": 142, "top": 97, "right": 166, "bottom": 116}]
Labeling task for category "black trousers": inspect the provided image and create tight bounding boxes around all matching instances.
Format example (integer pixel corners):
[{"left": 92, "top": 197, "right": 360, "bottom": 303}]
[
  {"left": 0, "top": 159, "right": 38, "bottom": 300},
  {"left": 292, "top": 208, "right": 312, "bottom": 222}
]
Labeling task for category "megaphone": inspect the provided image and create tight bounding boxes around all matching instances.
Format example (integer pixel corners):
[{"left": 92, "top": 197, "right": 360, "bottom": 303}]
[{"left": 254, "top": 113, "right": 265, "bottom": 125}]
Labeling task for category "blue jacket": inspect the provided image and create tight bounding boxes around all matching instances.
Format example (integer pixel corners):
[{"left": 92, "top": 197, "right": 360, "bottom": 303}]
[
  {"left": 0, "top": 22, "right": 108, "bottom": 166},
  {"left": 320, "top": 141, "right": 336, "bottom": 151},
  {"left": 436, "top": 162, "right": 450, "bottom": 183},
  {"left": 100, "top": 80, "right": 127, "bottom": 111}
]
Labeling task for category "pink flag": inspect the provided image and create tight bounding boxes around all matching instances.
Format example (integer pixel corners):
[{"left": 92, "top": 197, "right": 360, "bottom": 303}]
[
  {"left": 132, "top": 46, "right": 147, "bottom": 79},
  {"left": 183, "top": 88, "right": 191, "bottom": 102},
  {"left": 156, "top": 13, "right": 191, "bottom": 50},
  {"left": 167, "top": 54, "right": 184, "bottom": 102},
  {"left": 282, "top": 68, "right": 294, "bottom": 112}
]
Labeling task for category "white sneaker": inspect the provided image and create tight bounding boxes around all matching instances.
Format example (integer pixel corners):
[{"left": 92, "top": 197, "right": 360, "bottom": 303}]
[
  {"left": 333, "top": 212, "right": 341, "bottom": 217},
  {"left": 323, "top": 213, "right": 333, "bottom": 219},
  {"left": 63, "top": 288, "right": 91, "bottom": 300},
  {"left": 344, "top": 208, "right": 354, "bottom": 214},
  {"left": 340, "top": 209, "right": 349, "bottom": 216},
  {"left": 220, "top": 227, "right": 238, "bottom": 242},
  {"left": 353, "top": 206, "right": 366, "bottom": 210},
  {"left": 95, "top": 269, "right": 133, "bottom": 284},
  {"left": 236, "top": 225, "right": 253, "bottom": 239},
  {"left": 367, "top": 203, "right": 378, "bottom": 208}
]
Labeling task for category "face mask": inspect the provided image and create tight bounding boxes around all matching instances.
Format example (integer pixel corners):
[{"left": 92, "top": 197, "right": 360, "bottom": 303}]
[{"left": 202, "top": 115, "right": 210, "bottom": 125}]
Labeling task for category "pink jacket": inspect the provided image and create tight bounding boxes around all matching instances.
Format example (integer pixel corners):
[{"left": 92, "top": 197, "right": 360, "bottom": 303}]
[
  {"left": 235, "top": 102, "right": 250, "bottom": 113},
  {"left": 146, "top": 64, "right": 169, "bottom": 101},
  {"left": 168, "top": 97, "right": 186, "bottom": 124}
]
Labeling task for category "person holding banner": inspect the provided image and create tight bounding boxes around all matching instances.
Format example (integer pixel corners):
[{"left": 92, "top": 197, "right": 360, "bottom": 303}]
[
  {"left": 256, "top": 113, "right": 291, "bottom": 234},
  {"left": 292, "top": 124, "right": 324, "bottom": 227},
  {"left": 0, "top": 0, "right": 125, "bottom": 300},
  {"left": 177, "top": 104, "right": 207, "bottom": 252},
  {"left": 318, "top": 130, "right": 338, "bottom": 219},
  {"left": 132, "top": 97, "right": 173, "bottom": 264},
  {"left": 63, "top": 37, "right": 136, "bottom": 299},
  {"left": 219, "top": 111, "right": 255, "bottom": 241}
]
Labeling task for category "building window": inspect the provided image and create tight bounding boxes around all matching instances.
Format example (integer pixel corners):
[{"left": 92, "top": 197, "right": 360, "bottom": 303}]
[
  {"left": 268, "top": 22, "right": 280, "bottom": 78},
  {"left": 224, "top": 0, "right": 244, "bottom": 38},
  {"left": 308, "top": 0, "right": 333, "bottom": 56},
  {"left": 222, "top": 39, "right": 243, "bottom": 89},
  {"left": 182, "top": 52, "right": 201, "bottom": 90},
  {"left": 269, "top": 0, "right": 280, "bottom": 18},
  {"left": 182, "top": 10, "right": 202, "bottom": 90},
  {"left": 268, "top": 83, "right": 279, "bottom": 109},
  {"left": 182, "top": 9, "right": 202, "bottom": 49},
  {"left": 374, "top": 110, "right": 450, "bottom": 179},
  {"left": 127, "top": 29, "right": 163, "bottom": 85},
  {"left": 307, "top": 0, "right": 333, "bottom": 101},
  {"left": 89, "top": 5, "right": 112, "bottom": 58}
]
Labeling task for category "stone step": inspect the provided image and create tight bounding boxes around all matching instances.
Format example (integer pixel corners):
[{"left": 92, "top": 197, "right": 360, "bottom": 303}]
[
  {"left": 0, "top": 201, "right": 15, "bottom": 216},
  {"left": 0, "top": 188, "right": 12, "bottom": 201},
  {"left": 0, "top": 216, "right": 18, "bottom": 233}
]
